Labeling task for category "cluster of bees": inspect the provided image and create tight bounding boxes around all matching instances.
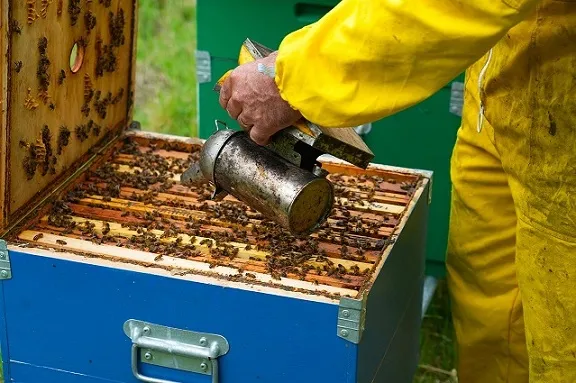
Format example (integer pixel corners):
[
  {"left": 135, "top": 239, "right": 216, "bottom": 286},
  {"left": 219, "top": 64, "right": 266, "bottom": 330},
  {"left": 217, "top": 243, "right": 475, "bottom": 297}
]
[
  {"left": 36, "top": 138, "right": 414, "bottom": 287},
  {"left": 14, "top": 1, "right": 130, "bottom": 181}
]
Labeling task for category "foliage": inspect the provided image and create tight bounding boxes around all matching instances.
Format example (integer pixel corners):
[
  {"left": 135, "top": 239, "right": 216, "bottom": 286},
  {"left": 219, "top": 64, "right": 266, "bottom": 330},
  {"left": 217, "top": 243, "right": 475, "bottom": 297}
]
[{"left": 134, "top": 0, "right": 198, "bottom": 137}]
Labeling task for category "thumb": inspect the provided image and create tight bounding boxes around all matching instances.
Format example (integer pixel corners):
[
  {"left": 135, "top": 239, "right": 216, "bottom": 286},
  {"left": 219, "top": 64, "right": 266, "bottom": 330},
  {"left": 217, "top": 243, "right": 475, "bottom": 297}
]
[{"left": 249, "top": 127, "right": 271, "bottom": 146}]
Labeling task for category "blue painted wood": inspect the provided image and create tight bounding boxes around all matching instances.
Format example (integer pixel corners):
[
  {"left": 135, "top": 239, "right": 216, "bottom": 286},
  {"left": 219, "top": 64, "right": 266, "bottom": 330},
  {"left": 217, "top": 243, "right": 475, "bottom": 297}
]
[
  {"left": 10, "top": 360, "right": 126, "bottom": 383},
  {"left": 0, "top": 279, "right": 11, "bottom": 381},
  {"left": 2, "top": 250, "right": 357, "bottom": 383}
]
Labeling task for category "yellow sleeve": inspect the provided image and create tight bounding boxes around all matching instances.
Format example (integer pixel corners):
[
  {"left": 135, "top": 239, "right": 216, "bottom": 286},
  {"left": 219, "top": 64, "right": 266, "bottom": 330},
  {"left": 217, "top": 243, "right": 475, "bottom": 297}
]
[{"left": 274, "top": 0, "right": 539, "bottom": 128}]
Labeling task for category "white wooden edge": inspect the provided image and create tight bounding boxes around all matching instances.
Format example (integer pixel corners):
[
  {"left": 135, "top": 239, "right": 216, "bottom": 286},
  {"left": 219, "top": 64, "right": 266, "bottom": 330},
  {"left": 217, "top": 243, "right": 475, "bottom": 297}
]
[{"left": 9, "top": 234, "right": 349, "bottom": 305}]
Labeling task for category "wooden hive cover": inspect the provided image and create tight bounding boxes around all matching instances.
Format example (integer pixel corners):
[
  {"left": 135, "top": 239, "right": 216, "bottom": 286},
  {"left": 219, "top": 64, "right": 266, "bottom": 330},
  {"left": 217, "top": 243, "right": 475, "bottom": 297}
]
[{"left": 0, "top": 0, "right": 137, "bottom": 230}]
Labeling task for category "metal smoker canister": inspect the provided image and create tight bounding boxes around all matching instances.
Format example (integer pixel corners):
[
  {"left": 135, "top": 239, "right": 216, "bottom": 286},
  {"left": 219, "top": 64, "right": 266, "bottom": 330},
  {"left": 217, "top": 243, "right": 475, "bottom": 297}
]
[{"left": 199, "top": 130, "right": 334, "bottom": 235}]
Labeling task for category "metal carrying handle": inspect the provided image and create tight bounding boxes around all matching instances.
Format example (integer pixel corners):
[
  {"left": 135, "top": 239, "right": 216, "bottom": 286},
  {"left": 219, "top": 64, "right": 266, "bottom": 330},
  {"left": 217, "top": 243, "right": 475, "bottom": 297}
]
[
  {"left": 124, "top": 320, "right": 229, "bottom": 383},
  {"left": 130, "top": 344, "right": 219, "bottom": 383}
]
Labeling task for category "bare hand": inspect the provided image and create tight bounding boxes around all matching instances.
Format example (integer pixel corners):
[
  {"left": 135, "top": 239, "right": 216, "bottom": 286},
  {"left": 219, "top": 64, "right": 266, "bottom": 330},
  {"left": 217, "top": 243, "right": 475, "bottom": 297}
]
[{"left": 218, "top": 52, "right": 302, "bottom": 145}]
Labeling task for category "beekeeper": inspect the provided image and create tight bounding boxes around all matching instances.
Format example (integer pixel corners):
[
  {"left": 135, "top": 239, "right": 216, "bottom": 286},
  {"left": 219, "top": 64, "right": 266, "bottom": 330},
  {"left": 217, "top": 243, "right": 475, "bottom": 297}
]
[{"left": 218, "top": 1, "right": 576, "bottom": 382}]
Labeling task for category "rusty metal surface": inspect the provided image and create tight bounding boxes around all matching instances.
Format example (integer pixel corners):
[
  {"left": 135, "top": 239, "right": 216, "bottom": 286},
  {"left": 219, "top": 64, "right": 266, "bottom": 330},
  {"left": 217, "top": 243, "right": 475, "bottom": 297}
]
[{"left": 213, "top": 133, "right": 334, "bottom": 235}]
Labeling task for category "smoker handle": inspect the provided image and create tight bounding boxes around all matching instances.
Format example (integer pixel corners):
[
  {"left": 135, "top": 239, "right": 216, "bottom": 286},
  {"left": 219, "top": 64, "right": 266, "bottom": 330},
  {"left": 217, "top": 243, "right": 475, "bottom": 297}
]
[{"left": 130, "top": 344, "right": 220, "bottom": 383}]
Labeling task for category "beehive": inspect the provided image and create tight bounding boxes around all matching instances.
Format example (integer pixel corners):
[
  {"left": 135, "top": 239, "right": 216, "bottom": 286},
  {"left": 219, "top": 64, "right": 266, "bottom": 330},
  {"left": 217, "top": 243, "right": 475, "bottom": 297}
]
[
  {"left": 4, "top": 129, "right": 425, "bottom": 299},
  {"left": 0, "top": 1, "right": 432, "bottom": 382},
  {"left": 0, "top": 0, "right": 426, "bottom": 300}
]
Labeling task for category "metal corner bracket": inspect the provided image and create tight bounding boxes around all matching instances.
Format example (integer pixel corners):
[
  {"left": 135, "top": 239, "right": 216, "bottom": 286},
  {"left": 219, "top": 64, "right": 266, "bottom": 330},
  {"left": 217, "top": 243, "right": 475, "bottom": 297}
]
[
  {"left": 196, "top": 50, "right": 212, "bottom": 84},
  {"left": 123, "top": 319, "right": 229, "bottom": 383},
  {"left": 449, "top": 81, "right": 464, "bottom": 117},
  {"left": 0, "top": 240, "right": 12, "bottom": 280},
  {"left": 427, "top": 174, "right": 433, "bottom": 205},
  {"left": 337, "top": 295, "right": 367, "bottom": 344}
]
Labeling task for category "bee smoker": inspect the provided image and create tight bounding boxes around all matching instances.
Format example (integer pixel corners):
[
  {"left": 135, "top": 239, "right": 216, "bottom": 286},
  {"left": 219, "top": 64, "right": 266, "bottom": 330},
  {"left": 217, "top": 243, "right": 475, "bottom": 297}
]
[
  {"left": 181, "top": 39, "right": 374, "bottom": 236},
  {"left": 183, "top": 128, "right": 335, "bottom": 235}
]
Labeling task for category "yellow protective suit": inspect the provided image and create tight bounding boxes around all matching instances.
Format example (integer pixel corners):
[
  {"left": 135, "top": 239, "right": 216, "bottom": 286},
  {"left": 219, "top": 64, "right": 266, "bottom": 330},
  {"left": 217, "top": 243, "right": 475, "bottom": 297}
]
[{"left": 274, "top": 0, "right": 576, "bottom": 382}]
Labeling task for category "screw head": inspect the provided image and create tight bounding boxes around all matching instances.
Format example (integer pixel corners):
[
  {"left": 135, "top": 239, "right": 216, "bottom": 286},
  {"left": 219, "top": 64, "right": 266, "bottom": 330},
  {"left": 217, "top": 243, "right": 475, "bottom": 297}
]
[
  {"left": 200, "top": 362, "right": 208, "bottom": 371},
  {"left": 0, "top": 253, "right": 5, "bottom": 259},
  {"left": 143, "top": 327, "right": 150, "bottom": 335},
  {"left": 0, "top": 270, "right": 8, "bottom": 278},
  {"left": 144, "top": 352, "right": 152, "bottom": 360},
  {"left": 342, "top": 310, "right": 350, "bottom": 318},
  {"left": 199, "top": 337, "right": 207, "bottom": 346},
  {"left": 340, "top": 329, "right": 349, "bottom": 337}
]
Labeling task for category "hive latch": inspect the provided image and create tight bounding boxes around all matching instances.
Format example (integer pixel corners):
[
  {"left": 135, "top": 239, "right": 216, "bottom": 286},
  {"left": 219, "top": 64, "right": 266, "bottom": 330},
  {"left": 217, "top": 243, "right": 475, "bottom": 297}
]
[{"left": 0, "top": 240, "right": 12, "bottom": 280}]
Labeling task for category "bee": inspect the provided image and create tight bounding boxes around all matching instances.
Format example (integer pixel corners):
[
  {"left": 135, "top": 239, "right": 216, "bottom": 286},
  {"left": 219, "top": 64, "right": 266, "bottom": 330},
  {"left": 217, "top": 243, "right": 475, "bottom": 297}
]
[
  {"left": 58, "top": 70, "right": 66, "bottom": 85},
  {"left": 9, "top": 19, "right": 22, "bottom": 34},
  {"left": 56, "top": 239, "right": 67, "bottom": 245},
  {"left": 84, "top": 10, "right": 96, "bottom": 32},
  {"left": 40, "top": 0, "right": 52, "bottom": 19},
  {"left": 27, "top": 0, "right": 40, "bottom": 24},
  {"left": 84, "top": 74, "right": 94, "bottom": 103},
  {"left": 33, "top": 233, "right": 44, "bottom": 241}
]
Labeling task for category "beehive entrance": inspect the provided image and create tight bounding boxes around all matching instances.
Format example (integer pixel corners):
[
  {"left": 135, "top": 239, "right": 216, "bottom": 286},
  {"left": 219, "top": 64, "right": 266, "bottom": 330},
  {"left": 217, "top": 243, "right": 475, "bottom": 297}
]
[{"left": 9, "top": 133, "right": 422, "bottom": 299}]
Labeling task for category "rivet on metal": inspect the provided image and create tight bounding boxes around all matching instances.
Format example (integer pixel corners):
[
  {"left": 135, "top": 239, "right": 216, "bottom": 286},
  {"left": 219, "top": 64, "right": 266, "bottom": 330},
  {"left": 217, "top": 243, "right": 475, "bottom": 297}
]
[
  {"left": 342, "top": 310, "right": 350, "bottom": 318},
  {"left": 199, "top": 337, "right": 207, "bottom": 346},
  {"left": 144, "top": 352, "right": 152, "bottom": 360},
  {"left": 0, "top": 270, "right": 7, "bottom": 278},
  {"left": 143, "top": 327, "right": 150, "bottom": 335},
  {"left": 340, "top": 329, "right": 349, "bottom": 338},
  {"left": 0, "top": 254, "right": 5, "bottom": 259},
  {"left": 200, "top": 362, "right": 208, "bottom": 371}
]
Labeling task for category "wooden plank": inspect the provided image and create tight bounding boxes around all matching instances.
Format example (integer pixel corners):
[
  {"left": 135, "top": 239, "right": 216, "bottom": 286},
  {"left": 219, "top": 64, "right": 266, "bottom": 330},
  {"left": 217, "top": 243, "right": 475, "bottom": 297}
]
[
  {"left": 38, "top": 215, "right": 375, "bottom": 273},
  {"left": 112, "top": 154, "right": 410, "bottom": 206},
  {"left": 6, "top": 0, "right": 135, "bottom": 219},
  {"left": 319, "top": 127, "right": 373, "bottom": 156},
  {"left": 126, "top": 0, "right": 139, "bottom": 122},
  {"left": 76, "top": 194, "right": 395, "bottom": 238},
  {"left": 322, "top": 162, "right": 420, "bottom": 183},
  {"left": 109, "top": 164, "right": 405, "bottom": 215},
  {"left": 33, "top": 223, "right": 368, "bottom": 289},
  {"left": 18, "top": 230, "right": 359, "bottom": 297},
  {"left": 61, "top": 202, "right": 383, "bottom": 261},
  {"left": 0, "top": 0, "right": 8, "bottom": 229}
]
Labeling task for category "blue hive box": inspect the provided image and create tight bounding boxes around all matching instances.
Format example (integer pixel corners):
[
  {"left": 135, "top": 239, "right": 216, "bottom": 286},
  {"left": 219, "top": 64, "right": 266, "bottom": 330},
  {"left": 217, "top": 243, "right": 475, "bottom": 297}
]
[{"left": 0, "top": 1, "right": 432, "bottom": 382}]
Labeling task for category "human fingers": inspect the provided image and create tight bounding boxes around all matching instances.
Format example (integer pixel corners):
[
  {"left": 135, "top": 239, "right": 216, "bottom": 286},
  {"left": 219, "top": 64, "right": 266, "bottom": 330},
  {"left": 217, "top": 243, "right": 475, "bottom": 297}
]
[
  {"left": 249, "top": 126, "right": 271, "bottom": 146},
  {"left": 236, "top": 112, "right": 254, "bottom": 131},
  {"left": 225, "top": 96, "right": 242, "bottom": 120},
  {"left": 218, "top": 76, "right": 232, "bottom": 109}
]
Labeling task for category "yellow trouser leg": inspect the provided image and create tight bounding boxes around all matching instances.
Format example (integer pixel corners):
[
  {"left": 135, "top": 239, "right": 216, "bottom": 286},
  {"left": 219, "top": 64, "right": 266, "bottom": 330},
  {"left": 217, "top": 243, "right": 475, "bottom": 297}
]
[
  {"left": 514, "top": 215, "right": 576, "bottom": 382},
  {"left": 446, "top": 85, "right": 529, "bottom": 382},
  {"left": 448, "top": 39, "right": 576, "bottom": 380}
]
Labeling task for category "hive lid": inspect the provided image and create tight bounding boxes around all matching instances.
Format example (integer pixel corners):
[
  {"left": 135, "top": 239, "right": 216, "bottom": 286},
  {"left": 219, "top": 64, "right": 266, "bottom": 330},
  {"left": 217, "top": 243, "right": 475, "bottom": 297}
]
[{"left": 0, "top": 0, "right": 137, "bottom": 230}]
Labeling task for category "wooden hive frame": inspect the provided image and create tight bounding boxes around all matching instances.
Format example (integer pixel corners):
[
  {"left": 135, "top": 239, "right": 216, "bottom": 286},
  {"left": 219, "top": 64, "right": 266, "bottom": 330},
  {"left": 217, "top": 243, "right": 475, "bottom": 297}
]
[{"left": 5, "top": 128, "right": 427, "bottom": 300}]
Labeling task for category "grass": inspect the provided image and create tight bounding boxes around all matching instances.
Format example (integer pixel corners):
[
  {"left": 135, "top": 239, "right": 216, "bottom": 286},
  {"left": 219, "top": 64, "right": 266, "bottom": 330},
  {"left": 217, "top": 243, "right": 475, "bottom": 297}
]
[
  {"left": 133, "top": 0, "right": 198, "bottom": 137},
  {"left": 416, "top": 280, "right": 458, "bottom": 382}
]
